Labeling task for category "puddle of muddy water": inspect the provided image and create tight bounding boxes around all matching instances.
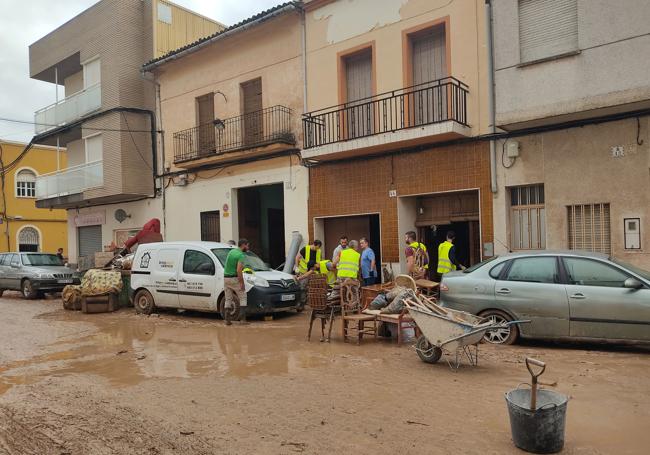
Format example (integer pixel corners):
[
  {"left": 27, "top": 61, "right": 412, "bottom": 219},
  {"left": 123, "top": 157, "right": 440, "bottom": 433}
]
[{"left": 0, "top": 312, "right": 363, "bottom": 395}]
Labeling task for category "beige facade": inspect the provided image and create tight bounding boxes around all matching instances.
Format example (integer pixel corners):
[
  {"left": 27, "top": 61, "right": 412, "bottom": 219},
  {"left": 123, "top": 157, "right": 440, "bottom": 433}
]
[
  {"left": 28, "top": 0, "right": 217, "bottom": 264},
  {"left": 491, "top": 0, "right": 650, "bottom": 268},
  {"left": 146, "top": 5, "right": 307, "bottom": 267}
]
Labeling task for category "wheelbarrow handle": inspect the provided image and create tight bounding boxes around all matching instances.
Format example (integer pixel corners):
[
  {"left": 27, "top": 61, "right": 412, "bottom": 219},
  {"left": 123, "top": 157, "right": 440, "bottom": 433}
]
[{"left": 526, "top": 358, "right": 546, "bottom": 379}]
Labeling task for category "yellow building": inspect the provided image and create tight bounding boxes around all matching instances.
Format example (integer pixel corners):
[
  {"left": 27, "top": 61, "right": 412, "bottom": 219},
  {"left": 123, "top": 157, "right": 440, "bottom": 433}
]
[{"left": 0, "top": 140, "right": 67, "bottom": 254}]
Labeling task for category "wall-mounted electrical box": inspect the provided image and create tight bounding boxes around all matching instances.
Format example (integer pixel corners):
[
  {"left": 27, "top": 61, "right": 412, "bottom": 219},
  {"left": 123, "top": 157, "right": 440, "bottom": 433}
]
[
  {"left": 624, "top": 218, "right": 641, "bottom": 249},
  {"left": 506, "top": 141, "right": 520, "bottom": 158}
]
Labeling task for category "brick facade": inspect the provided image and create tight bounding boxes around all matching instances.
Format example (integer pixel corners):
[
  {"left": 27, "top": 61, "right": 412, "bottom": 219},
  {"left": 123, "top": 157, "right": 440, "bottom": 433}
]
[{"left": 308, "top": 141, "right": 493, "bottom": 262}]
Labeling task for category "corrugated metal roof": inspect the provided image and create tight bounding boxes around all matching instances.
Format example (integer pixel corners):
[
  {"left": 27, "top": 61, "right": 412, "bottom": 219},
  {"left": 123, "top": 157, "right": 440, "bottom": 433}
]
[{"left": 143, "top": 1, "right": 302, "bottom": 70}]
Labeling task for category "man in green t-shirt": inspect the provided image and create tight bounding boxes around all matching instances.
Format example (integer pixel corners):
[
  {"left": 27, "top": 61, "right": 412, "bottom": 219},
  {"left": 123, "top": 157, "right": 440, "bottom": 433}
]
[{"left": 223, "top": 239, "right": 250, "bottom": 325}]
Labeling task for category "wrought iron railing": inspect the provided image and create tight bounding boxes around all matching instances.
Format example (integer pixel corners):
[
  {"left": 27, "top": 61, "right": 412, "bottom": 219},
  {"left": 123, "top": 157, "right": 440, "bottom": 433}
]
[
  {"left": 302, "top": 77, "right": 468, "bottom": 149},
  {"left": 173, "top": 105, "right": 294, "bottom": 163},
  {"left": 34, "top": 83, "right": 102, "bottom": 134}
]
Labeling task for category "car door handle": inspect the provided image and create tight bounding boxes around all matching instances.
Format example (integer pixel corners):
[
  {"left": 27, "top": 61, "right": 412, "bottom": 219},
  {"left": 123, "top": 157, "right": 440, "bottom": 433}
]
[
  {"left": 178, "top": 279, "right": 187, "bottom": 283},
  {"left": 168, "top": 278, "right": 177, "bottom": 282},
  {"left": 496, "top": 288, "right": 511, "bottom": 295},
  {"left": 570, "top": 293, "right": 586, "bottom": 299}
]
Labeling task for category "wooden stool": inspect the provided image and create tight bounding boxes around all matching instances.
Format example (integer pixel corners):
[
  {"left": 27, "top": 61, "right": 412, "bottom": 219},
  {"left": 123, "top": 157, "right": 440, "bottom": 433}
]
[{"left": 416, "top": 279, "right": 439, "bottom": 297}]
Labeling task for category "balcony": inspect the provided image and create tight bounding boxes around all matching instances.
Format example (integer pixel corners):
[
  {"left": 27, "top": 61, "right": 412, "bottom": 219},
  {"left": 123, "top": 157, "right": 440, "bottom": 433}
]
[
  {"left": 173, "top": 105, "right": 295, "bottom": 167},
  {"left": 35, "top": 160, "right": 103, "bottom": 200},
  {"left": 302, "top": 77, "right": 470, "bottom": 160},
  {"left": 34, "top": 83, "right": 102, "bottom": 134}
]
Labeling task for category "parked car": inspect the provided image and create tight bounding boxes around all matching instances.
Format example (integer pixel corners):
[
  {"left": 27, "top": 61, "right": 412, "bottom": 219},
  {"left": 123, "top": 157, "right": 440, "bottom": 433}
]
[
  {"left": 0, "top": 252, "right": 81, "bottom": 299},
  {"left": 130, "top": 241, "right": 303, "bottom": 320},
  {"left": 439, "top": 250, "right": 650, "bottom": 345}
]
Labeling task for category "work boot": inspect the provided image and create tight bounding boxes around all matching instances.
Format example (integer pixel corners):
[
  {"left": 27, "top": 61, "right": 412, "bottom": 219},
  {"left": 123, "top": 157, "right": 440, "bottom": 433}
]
[{"left": 224, "top": 307, "right": 232, "bottom": 326}]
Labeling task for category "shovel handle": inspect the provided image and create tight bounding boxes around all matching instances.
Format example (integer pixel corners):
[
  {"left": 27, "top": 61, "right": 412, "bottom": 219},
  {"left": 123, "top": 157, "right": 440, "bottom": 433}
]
[{"left": 526, "top": 358, "right": 546, "bottom": 380}]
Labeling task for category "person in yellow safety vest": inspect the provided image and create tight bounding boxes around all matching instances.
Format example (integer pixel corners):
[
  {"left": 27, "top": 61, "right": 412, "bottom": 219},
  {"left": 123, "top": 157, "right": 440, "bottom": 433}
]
[
  {"left": 296, "top": 240, "right": 322, "bottom": 274},
  {"left": 404, "top": 231, "right": 429, "bottom": 277},
  {"left": 319, "top": 260, "right": 337, "bottom": 287},
  {"left": 335, "top": 240, "right": 361, "bottom": 280},
  {"left": 437, "top": 230, "right": 464, "bottom": 275}
]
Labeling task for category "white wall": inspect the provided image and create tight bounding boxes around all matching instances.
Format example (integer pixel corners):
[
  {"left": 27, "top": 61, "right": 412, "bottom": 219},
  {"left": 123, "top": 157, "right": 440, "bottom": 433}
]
[
  {"left": 493, "top": 0, "right": 650, "bottom": 125},
  {"left": 396, "top": 196, "right": 417, "bottom": 274},
  {"left": 164, "top": 155, "right": 309, "bottom": 256}
]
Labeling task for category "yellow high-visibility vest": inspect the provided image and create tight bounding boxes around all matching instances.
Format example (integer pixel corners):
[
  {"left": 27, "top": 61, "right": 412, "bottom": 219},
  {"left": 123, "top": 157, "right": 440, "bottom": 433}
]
[
  {"left": 298, "top": 245, "right": 321, "bottom": 273},
  {"left": 437, "top": 240, "right": 456, "bottom": 274},
  {"left": 410, "top": 241, "right": 429, "bottom": 269},
  {"left": 337, "top": 248, "right": 360, "bottom": 279},
  {"left": 319, "top": 260, "right": 336, "bottom": 287}
]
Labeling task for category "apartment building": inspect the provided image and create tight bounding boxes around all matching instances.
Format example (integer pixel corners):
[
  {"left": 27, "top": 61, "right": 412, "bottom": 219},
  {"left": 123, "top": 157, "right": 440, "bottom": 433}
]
[
  {"left": 0, "top": 140, "right": 68, "bottom": 254},
  {"left": 143, "top": 3, "right": 306, "bottom": 268},
  {"left": 303, "top": 0, "right": 492, "bottom": 273},
  {"left": 28, "top": 0, "right": 222, "bottom": 265},
  {"left": 490, "top": 0, "right": 650, "bottom": 268}
]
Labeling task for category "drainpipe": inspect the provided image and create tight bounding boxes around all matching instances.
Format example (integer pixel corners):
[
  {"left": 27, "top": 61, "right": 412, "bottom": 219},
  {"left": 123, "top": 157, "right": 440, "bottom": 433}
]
[{"left": 485, "top": 0, "right": 498, "bottom": 194}]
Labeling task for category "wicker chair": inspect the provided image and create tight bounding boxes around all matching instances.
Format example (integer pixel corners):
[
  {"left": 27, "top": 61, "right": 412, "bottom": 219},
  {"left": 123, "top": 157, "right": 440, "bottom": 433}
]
[
  {"left": 341, "top": 278, "right": 377, "bottom": 344},
  {"left": 307, "top": 274, "right": 339, "bottom": 342}
]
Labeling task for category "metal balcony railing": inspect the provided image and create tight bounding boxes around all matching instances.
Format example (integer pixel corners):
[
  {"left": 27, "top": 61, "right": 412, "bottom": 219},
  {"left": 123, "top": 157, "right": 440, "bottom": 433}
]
[
  {"left": 34, "top": 83, "right": 102, "bottom": 134},
  {"left": 35, "top": 160, "right": 103, "bottom": 200},
  {"left": 302, "top": 77, "right": 469, "bottom": 149},
  {"left": 173, "top": 105, "right": 294, "bottom": 163}
]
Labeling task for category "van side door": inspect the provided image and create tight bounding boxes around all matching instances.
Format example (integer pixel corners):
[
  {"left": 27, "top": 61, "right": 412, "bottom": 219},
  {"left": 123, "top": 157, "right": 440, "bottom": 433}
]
[
  {"left": 152, "top": 248, "right": 181, "bottom": 308},
  {"left": 177, "top": 249, "right": 217, "bottom": 311}
]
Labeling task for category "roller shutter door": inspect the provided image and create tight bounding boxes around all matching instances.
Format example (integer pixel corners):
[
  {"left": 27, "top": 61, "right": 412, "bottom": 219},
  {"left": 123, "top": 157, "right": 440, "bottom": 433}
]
[
  {"left": 519, "top": 0, "right": 578, "bottom": 63},
  {"left": 78, "top": 225, "right": 103, "bottom": 261}
]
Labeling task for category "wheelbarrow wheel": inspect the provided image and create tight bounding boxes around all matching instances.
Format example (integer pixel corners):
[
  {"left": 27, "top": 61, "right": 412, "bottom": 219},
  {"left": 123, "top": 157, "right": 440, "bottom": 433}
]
[{"left": 416, "top": 335, "right": 442, "bottom": 364}]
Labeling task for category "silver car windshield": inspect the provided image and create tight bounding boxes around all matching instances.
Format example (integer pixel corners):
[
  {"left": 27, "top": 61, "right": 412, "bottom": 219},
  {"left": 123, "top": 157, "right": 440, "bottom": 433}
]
[
  {"left": 611, "top": 258, "right": 650, "bottom": 281},
  {"left": 22, "top": 254, "right": 64, "bottom": 266}
]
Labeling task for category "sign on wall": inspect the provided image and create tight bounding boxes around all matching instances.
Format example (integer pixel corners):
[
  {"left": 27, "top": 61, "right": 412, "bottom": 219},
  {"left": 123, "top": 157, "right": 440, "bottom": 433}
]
[{"left": 74, "top": 211, "right": 106, "bottom": 227}]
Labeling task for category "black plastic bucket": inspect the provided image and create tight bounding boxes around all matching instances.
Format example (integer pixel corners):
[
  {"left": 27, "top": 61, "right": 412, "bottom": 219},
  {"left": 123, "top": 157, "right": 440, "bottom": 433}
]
[{"left": 505, "top": 388, "right": 568, "bottom": 454}]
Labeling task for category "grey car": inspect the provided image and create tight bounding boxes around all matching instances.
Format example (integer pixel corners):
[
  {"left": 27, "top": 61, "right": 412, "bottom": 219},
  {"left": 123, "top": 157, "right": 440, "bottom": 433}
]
[
  {"left": 439, "top": 250, "right": 650, "bottom": 345},
  {"left": 0, "top": 252, "right": 81, "bottom": 299}
]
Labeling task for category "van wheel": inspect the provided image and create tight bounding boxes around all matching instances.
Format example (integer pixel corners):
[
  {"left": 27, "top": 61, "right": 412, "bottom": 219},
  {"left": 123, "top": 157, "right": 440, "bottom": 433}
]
[
  {"left": 134, "top": 289, "right": 155, "bottom": 315},
  {"left": 479, "top": 309, "right": 519, "bottom": 345},
  {"left": 218, "top": 293, "right": 241, "bottom": 321},
  {"left": 22, "top": 279, "right": 38, "bottom": 300}
]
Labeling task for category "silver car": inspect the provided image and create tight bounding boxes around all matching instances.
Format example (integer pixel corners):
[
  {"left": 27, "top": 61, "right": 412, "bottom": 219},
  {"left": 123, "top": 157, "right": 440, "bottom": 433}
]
[
  {"left": 0, "top": 252, "right": 81, "bottom": 299},
  {"left": 439, "top": 250, "right": 650, "bottom": 345}
]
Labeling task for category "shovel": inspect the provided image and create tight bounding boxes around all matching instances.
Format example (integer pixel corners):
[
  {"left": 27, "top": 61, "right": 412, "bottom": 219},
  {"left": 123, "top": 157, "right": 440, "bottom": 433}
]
[{"left": 525, "top": 357, "right": 546, "bottom": 410}]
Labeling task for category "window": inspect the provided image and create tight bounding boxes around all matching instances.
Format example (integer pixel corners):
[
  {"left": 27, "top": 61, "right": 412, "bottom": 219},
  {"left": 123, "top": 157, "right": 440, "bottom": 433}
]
[
  {"left": 183, "top": 250, "right": 215, "bottom": 275},
  {"left": 196, "top": 93, "right": 215, "bottom": 154},
  {"left": 18, "top": 227, "right": 39, "bottom": 252},
  {"left": 567, "top": 203, "right": 611, "bottom": 254},
  {"left": 489, "top": 261, "right": 508, "bottom": 279},
  {"left": 200, "top": 211, "right": 220, "bottom": 242},
  {"left": 84, "top": 134, "right": 103, "bottom": 162},
  {"left": 563, "top": 257, "right": 629, "bottom": 288},
  {"left": 10, "top": 254, "right": 20, "bottom": 267},
  {"left": 16, "top": 169, "right": 36, "bottom": 198},
  {"left": 82, "top": 57, "right": 101, "bottom": 88},
  {"left": 157, "top": 2, "right": 172, "bottom": 24},
  {"left": 410, "top": 23, "right": 448, "bottom": 125},
  {"left": 518, "top": 0, "right": 578, "bottom": 63},
  {"left": 0, "top": 254, "right": 6, "bottom": 265},
  {"left": 344, "top": 49, "right": 373, "bottom": 138},
  {"left": 510, "top": 184, "right": 545, "bottom": 250},
  {"left": 505, "top": 256, "right": 558, "bottom": 283}
]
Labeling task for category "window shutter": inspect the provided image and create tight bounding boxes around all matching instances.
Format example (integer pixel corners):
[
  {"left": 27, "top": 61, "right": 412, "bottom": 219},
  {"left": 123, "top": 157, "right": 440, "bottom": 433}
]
[
  {"left": 567, "top": 203, "right": 611, "bottom": 254},
  {"left": 519, "top": 0, "right": 578, "bottom": 63}
]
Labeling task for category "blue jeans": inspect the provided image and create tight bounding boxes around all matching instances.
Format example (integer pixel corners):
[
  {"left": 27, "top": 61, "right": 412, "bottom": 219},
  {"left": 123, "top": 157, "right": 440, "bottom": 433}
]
[{"left": 363, "top": 276, "right": 377, "bottom": 286}]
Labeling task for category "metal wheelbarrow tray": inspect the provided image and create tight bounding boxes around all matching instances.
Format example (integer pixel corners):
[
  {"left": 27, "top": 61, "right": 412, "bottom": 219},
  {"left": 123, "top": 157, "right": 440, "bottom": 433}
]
[{"left": 407, "top": 304, "right": 523, "bottom": 370}]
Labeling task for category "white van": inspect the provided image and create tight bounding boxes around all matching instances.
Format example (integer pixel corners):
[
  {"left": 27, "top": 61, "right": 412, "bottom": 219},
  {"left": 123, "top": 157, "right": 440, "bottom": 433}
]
[{"left": 130, "top": 241, "right": 302, "bottom": 320}]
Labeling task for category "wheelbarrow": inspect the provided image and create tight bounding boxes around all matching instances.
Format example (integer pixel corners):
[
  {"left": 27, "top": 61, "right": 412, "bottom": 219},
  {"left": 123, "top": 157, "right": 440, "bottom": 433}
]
[{"left": 407, "top": 302, "right": 526, "bottom": 370}]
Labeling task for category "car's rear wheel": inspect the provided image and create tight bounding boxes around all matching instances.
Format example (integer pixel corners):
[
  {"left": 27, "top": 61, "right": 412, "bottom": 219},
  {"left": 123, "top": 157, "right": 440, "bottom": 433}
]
[
  {"left": 480, "top": 309, "right": 519, "bottom": 345},
  {"left": 416, "top": 335, "right": 443, "bottom": 364},
  {"left": 21, "top": 279, "right": 38, "bottom": 300},
  {"left": 218, "top": 293, "right": 241, "bottom": 321},
  {"left": 134, "top": 289, "right": 155, "bottom": 315}
]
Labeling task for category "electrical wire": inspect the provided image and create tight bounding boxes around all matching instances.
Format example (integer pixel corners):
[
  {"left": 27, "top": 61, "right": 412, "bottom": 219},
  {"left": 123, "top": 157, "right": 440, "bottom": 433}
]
[
  {"left": 121, "top": 112, "right": 153, "bottom": 170},
  {"left": 0, "top": 144, "right": 10, "bottom": 249},
  {"left": 501, "top": 138, "right": 515, "bottom": 169},
  {"left": 0, "top": 116, "right": 158, "bottom": 133}
]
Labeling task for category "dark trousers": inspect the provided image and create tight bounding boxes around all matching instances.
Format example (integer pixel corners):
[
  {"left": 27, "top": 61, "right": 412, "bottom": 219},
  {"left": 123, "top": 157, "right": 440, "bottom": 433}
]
[{"left": 363, "top": 277, "right": 377, "bottom": 286}]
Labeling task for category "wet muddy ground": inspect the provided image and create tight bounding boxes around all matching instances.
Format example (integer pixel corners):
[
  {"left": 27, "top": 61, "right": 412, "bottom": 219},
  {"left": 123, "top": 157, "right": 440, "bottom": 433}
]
[{"left": 0, "top": 294, "right": 649, "bottom": 454}]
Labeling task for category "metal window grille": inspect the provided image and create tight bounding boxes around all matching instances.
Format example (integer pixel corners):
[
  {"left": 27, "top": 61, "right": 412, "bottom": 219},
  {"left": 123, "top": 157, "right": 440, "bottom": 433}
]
[
  {"left": 510, "top": 184, "right": 546, "bottom": 250},
  {"left": 567, "top": 203, "right": 611, "bottom": 254},
  {"left": 200, "top": 211, "right": 221, "bottom": 242}
]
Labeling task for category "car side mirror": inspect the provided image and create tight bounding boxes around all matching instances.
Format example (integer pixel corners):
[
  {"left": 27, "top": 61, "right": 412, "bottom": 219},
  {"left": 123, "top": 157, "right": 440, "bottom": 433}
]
[{"left": 624, "top": 277, "right": 644, "bottom": 290}]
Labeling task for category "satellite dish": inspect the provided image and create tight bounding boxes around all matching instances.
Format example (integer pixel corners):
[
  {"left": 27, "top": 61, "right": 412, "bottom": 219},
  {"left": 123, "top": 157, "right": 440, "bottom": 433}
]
[{"left": 114, "top": 209, "right": 130, "bottom": 223}]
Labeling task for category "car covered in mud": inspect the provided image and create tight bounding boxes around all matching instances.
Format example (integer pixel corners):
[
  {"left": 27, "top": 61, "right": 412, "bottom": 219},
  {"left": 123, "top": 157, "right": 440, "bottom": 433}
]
[
  {"left": 439, "top": 250, "right": 650, "bottom": 345},
  {"left": 130, "top": 241, "right": 303, "bottom": 320},
  {"left": 0, "top": 252, "right": 81, "bottom": 299}
]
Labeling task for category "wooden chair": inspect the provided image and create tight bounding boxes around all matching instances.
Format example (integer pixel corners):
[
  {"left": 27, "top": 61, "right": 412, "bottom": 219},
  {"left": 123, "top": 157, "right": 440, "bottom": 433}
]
[
  {"left": 415, "top": 279, "right": 439, "bottom": 297},
  {"left": 307, "top": 274, "right": 339, "bottom": 342},
  {"left": 341, "top": 279, "right": 377, "bottom": 344}
]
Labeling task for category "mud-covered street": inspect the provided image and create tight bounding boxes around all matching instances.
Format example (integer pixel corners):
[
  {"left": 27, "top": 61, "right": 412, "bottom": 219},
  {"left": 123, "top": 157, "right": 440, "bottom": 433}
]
[{"left": 0, "top": 295, "right": 648, "bottom": 455}]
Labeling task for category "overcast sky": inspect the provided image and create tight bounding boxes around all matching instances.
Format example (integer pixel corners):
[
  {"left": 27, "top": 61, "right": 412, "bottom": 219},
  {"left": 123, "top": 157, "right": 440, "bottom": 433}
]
[{"left": 0, "top": 0, "right": 284, "bottom": 143}]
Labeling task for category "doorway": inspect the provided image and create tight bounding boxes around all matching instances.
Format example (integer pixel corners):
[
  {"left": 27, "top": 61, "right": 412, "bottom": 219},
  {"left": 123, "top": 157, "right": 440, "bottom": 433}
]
[
  {"left": 237, "top": 183, "right": 284, "bottom": 268},
  {"left": 321, "top": 214, "right": 381, "bottom": 281}
]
